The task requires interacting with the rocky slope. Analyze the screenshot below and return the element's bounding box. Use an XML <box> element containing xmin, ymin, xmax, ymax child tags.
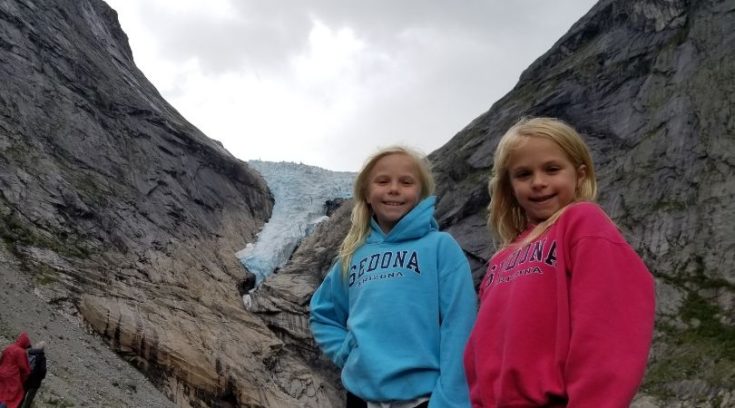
<box><xmin>1</xmin><ymin>243</ymin><xmax>177</xmax><ymax>407</ymax></box>
<box><xmin>0</xmin><ymin>0</ymin><xmax>340</xmax><ymax>406</ymax></box>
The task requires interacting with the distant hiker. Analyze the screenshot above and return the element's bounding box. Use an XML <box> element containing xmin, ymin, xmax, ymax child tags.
<box><xmin>463</xmin><ymin>117</ymin><xmax>655</xmax><ymax>407</ymax></box>
<box><xmin>0</xmin><ymin>332</ymin><xmax>32</xmax><ymax>408</ymax></box>
<box><xmin>20</xmin><ymin>341</ymin><xmax>46</xmax><ymax>408</ymax></box>
<box><xmin>310</xmin><ymin>146</ymin><xmax>477</xmax><ymax>407</ymax></box>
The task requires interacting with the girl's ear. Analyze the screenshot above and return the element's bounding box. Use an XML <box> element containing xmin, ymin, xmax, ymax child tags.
<box><xmin>576</xmin><ymin>164</ymin><xmax>587</xmax><ymax>189</ymax></box>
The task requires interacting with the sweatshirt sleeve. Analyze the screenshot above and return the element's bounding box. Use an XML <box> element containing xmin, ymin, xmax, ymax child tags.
<box><xmin>564</xmin><ymin>210</ymin><xmax>655</xmax><ymax>407</ymax></box>
<box><xmin>430</xmin><ymin>235</ymin><xmax>478</xmax><ymax>408</ymax></box>
<box><xmin>309</xmin><ymin>262</ymin><xmax>353</xmax><ymax>368</ymax></box>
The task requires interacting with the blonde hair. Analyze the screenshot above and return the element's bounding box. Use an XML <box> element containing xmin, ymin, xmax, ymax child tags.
<box><xmin>339</xmin><ymin>146</ymin><xmax>435</xmax><ymax>273</ymax></box>
<box><xmin>488</xmin><ymin>117</ymin><xmax>597</xmax><ymax>246</ymax></box>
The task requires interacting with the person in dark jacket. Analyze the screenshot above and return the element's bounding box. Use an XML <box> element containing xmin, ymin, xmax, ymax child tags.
<box><xmin>20</xmin><ymin>341</ymin><xmax>46</xmax><ymax>408</ymax></box>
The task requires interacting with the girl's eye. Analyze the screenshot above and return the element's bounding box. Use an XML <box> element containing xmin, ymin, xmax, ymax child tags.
<box><xmin>513</xmin><ymin>171</ymin><xmax>530</xmax><ymax>179</ymax></box>
<box><xmin>400</xmin><ymin>178</ymin><xmax>415</xmax><ymax>185</ymax></box>
<box><xmin>547</xmin><ymin>161</ymin><xmax>568</xmax><ymax>173</ymax></box>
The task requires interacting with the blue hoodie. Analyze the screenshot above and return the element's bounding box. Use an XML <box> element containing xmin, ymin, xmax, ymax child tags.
<box><xmin>310</xmin><ymin>196</ymin><xmax>477</xmax><ymax>407</ymax></box>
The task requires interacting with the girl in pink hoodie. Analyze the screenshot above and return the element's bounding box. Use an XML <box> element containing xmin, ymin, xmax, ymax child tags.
<box><xmin>463</xmin><ymin>117</ymin><xmax>655</xmax><ymax>407</ymax></box>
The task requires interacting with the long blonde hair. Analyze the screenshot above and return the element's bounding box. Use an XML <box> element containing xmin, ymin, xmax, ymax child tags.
<box><xmin>488</xmin><ymin>117</ymin><xmax>597</xmax><ymax>246</ymax></box>
<box><xmin>339</xmin><ymin>146</ymin><xmax>435</xmax><ymax>273</ymax></box>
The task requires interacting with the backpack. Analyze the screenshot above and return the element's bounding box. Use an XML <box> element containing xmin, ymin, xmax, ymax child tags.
<box><xmin>24</xmin><ymin>349</ymin><xmax>47</xmax><ymax>389</ymax></box>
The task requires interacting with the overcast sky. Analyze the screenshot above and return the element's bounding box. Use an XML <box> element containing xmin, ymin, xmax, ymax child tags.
<box><xmin>104</xmin><ymin>0</ymin><xmax>597</xmax><ymax>171</ymax></box>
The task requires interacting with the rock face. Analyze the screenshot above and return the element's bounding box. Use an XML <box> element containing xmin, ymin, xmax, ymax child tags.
<box><xmin>0</xmin><ymin>0</ymin><xmax>334</xmax><ymax>406</ymax></box>
<box><xmin>435</xmin><ymin>0</ymin><xmax>735</xmax><ymax>404</ymax></box>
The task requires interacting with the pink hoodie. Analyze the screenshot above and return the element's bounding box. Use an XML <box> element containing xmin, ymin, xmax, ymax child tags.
<box><xmin>464</xmin><ymin>202</ymin><xmax>655</xmax><ymax>407</ymax></box>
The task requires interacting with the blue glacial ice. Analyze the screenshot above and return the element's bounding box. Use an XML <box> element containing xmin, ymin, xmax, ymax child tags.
<box><xmin>236</xmin><ymin>161</ymin><xmax>355</xmax><ymax>285</ymax></box>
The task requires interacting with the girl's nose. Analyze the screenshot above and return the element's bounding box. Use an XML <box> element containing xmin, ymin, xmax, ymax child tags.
<box><xmin>531</xmin><ymin>174</ymin><xmax>547</xmax><ymax>188</ymax></box>
<box><xmin>388</xmin><ymin>180</ymin><xmax>400</xmax><ymax>192</ymax></box>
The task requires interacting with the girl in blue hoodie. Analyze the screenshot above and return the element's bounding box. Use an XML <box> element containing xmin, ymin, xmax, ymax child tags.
<box><xmin>310</xmin><ymin>146</ymin><xmax>477</xmax><ymax>408</ymax></box>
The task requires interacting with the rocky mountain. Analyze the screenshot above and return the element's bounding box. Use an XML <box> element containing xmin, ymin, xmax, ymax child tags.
<box><xmin>255</xmin><ymin>0</ymin><xmax>735</xmax><ymax>406</ymax></box>
<box><xmin>0</xmin><ymin>0</ymin><xmax>341</xmax><ymax>406</ymax></box>
<box><xmin>1</xmin><ymin>0</ymin><xmax>734</xmax><ymax>407</ymax></box>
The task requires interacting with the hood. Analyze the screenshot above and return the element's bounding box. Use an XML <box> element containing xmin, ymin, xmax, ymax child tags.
<box><xmin>15</xmin><ymin>331</ymin><xmax>31</xmax><ymax>349</ymax></box>
<box><xmin>367</xmin><ymin>196</ymin><xmax>438</xmax><ymax>244</ymax></box>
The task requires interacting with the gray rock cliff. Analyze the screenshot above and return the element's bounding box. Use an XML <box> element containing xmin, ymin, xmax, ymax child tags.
<box><xmin>0</xmin><ymin>0</ymin><xmax>334</xmax><ymax>406</ymax></box>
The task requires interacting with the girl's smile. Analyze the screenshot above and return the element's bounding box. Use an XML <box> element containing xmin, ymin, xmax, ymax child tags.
<box><xmin>529</xmin><ymin>193</ymin><xmax>556</xmax><ymax>202</ymax></box>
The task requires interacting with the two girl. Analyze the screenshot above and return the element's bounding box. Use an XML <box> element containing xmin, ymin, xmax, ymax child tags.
<box><xmin>311</xmin><ymin>117</ymin><xmax>654</xmax><ymax>408</ymax></box>
<box><xmin>310</xmin><ymin>146</ymin><xmax>477</xmax><ymax>407</ymax></box>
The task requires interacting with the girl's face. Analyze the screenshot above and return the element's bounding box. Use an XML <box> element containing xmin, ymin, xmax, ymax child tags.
<box><xmin>366</xmin><ymin>153</ymin><xmax>422</xmax><ymax>233</ymax></box>
<box><xmin>507</xmin><ymin>136</ymin><xmax>586</xmax><ymax>224</ymax></box>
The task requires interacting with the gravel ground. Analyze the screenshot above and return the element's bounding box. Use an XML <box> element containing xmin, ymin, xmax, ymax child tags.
<box><xmin>0</xmin><ymin>246</ymin><xmax>176</xmax><ymax>408</ymax></box>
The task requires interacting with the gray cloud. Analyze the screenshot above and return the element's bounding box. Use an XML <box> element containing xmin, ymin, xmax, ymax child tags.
<box><xmin>134</xmin><ymin>1</ymin><xmax>596</xmax><ymax>74</ymax></box>
<box><xmin>107</xmin><ymin>0</ymin><xmax>598</xmax><ymax>170</ymax></box>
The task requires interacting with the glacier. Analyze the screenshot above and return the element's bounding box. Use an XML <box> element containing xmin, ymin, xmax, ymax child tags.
<box><xmin>236</xmin><ymin>161</ymin><xmax>355</xmax><ymax>286</ymax></box>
